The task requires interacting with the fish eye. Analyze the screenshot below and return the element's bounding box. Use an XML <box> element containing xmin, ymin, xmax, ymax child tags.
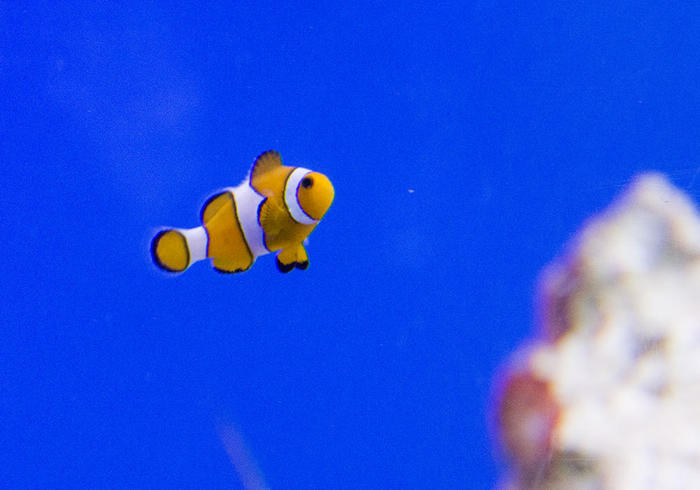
<box><xmin>301</xmin><ymin>177</ymin><xmax>313</xmax><ymax>188</ymax></box>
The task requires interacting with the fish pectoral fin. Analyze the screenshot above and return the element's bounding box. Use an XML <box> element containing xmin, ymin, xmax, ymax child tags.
<box><xmin>276</xmin><ymin>244</ymin><xmax>309</xmax><ymax>273</ymax></box>
<box><xmin>259</xmin><ymin>197</ymin><xmax>287</xmax><ymax>237</ymax></box>
<box><xmin>212</xmin><ymin>256</ymin><xmax>253</xmax><ymax>274</ymax></box>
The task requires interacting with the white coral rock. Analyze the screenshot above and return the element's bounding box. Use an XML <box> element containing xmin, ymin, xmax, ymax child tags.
<box><xmin>496</xmin><ymin>174</ymin><xmax>700</xmax><ymax>489</ymax></box>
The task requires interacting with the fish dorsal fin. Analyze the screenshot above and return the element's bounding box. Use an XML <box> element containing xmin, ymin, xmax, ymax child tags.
<box><xmin>251</xmin><ymin>150</ymin><xmax>282</xmax><ymax>182</ymax></box>
<box><xmin>200</xmin><ymin>191</ymin><xmax>231</xmax><ymax>224</ymax></box>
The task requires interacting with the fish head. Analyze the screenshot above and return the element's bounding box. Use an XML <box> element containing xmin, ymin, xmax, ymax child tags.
<box><xmin>297</xmin><ymin>171</ymin><xmax>334</xmax><ymax>221</ymax></box>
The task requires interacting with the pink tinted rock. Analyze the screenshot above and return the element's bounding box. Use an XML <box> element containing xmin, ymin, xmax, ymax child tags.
<box><xmin>497</xmin><ymin>370</ymin><xmax>559</xmax><ymax>471</ymax></box>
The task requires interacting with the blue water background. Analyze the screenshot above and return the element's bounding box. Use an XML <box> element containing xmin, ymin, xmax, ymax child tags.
<box><xmin>2</xmin><ymin>2</ymin><xmax>699</xmax><ymax>488</ymax></box>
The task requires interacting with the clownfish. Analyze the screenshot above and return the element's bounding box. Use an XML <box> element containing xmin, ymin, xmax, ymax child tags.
<box><xmin>151</xmin><ymin>150</ymin><xmax>334</xmax><ymax>274</ymax></box>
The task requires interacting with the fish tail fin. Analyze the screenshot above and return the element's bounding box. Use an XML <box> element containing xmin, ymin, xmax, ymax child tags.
<box><xmin>151</xmin><ymin>226</ymin><xmax>208</xmax><ymax>273</ymax></box>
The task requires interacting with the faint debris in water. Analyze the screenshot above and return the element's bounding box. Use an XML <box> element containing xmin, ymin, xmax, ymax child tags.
<box><xmin>218</xmin><ymin>423</ymin><xmax>269</xmax><ymax>490</ymax></box>
<box><xmin>493</xmin><ymin>174</ymin><xmax>700</xmax><ymax>489</ymax></box>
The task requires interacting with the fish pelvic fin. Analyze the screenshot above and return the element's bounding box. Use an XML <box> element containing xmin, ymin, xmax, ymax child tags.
<box><xmin>276</xmin><ymin>244</ymin><xmax>309</xmax><ymax>273</ymax></box>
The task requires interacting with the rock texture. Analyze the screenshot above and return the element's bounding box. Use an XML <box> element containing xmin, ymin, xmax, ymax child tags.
<box><xmin>495</xmin><ymin>174</ymin><xmax>700</xmax><ymax>489</ymax></box>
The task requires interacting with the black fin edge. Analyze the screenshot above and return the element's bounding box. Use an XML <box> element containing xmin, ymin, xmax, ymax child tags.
<box><xmin>276</xmin><ymin>257</ymin><xmax>295</xmax><ymax>273</ymax></box>
<box><xmin>213</xmin><ymin>266</ymin><xmax>247</xmax><ymax>274</ymax></box>
<box><xmin>151</xmin><ymin>230</ymin><xmax>187</xmax><ymax>273</ymax></box>
<box><xmin>276</xmin><ymin>258</ymin><xmax>309</xmax><ymax>273</ymax></box>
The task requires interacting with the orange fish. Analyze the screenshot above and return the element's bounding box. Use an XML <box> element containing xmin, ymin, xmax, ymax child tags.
<box><xmin>151</xmin><ymin>151</ymin><xmax>334</xmax><ymax>273</ymax></box>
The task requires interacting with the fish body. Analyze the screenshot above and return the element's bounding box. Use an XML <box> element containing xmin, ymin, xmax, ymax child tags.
<box><xmin>151</xmin><ymin>151</ymin><xmax>334</xmax><ymax>273</ymax></box>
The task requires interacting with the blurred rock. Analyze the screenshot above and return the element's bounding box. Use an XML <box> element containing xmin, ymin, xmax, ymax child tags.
<box><xmin>494</xmin><ymin>174</ymin><xmax>700</xmax><ymax>489</ymax></box>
